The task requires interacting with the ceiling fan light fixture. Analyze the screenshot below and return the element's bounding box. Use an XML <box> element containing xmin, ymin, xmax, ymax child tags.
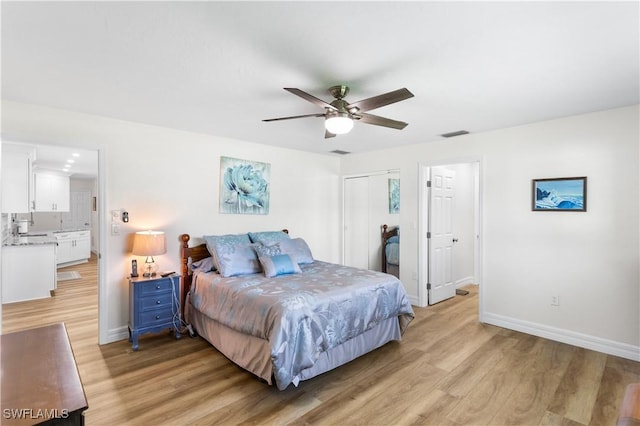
<box><xmin>325</xmin><ymin>113</ymin><xmax>353</xmax><ymax>135</ymax></box>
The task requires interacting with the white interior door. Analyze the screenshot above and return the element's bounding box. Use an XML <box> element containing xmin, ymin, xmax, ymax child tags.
<box><xmin>428</xmin><ymin>166</ymin><xmax>456</xmax><ymax>305</ymax></box>
<box><xmin>61</xmin><ymin>190</ymin><xmax>92</xmax><ymax>230</ymax></box>
<box><xmin>344</xmin><ymin>176</ymin><xmax>369</xmax><ymax>269</ymax></box>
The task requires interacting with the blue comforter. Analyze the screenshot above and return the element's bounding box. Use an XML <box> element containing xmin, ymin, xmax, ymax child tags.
<box><xmin>190</xmin><ymin>261</ymin><xmax>414</xmax><ymax>389</ymax></box>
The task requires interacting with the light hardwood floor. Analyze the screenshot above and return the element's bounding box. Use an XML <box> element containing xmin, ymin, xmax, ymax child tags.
<box><xmin>2</xmin><ymin>256</ymin><xmax>639</xmax><ymax>425</ymax></box>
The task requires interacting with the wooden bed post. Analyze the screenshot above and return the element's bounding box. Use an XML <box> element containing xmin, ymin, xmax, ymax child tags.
<box><xmin>382</xmin><ymin>224</ymin><xmax>388</xmax><ymax>273</ymax></box>
<box><xmin>180</xmin><ymin>233</ymin><xmax>191</xmax><ymax>316</ymax></box>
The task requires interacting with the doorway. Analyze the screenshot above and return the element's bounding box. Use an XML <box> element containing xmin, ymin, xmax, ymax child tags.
<box><xmin>0</xmin><ymin>142</ymin><xmax>104</xmax><ymax>340</ymax></box>
<box><xmin>418</xmin><ymin>160</ymin><xmax>481</xmax><ymax>310</ymax></box>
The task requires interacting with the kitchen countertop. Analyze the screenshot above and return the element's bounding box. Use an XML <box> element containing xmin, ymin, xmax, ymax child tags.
<box><xmin>3</xmin><ymin>235</ymin><xmax>58</xmax><ymax>247</ymax></box>
<box><xmin>2</xmin><ymin>228</ymin><xmax>90</xmax><ymax>246</ymax></box>
<box><xmin>53</xmin><ymin>228</ymin><xmax>91</xmax><ymax>234</ymax></box>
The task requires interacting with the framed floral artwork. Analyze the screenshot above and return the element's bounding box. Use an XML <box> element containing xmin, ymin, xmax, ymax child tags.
<box><xmin>220</xmin><ymin>156</ymin><xmax>270</xmax><ymax>214</ymax></box>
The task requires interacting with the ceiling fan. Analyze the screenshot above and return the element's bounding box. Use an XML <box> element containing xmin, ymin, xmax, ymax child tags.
<box><xmin>263</xmin><ymin>85</ymin><xmax>414</xmax><ymax>138</ymax></box>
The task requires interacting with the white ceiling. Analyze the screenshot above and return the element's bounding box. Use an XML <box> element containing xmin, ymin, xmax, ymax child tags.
<box><xmin>2</xmin><ymin>1</ymin><xmax>638</xmax><ymax>159</ymax></box>
<box><xmin>32</xmin><ymin>144</ymin><xmax>98</xmax><ymax>180</ymax></box>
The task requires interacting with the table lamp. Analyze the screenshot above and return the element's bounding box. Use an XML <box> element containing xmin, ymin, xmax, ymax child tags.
<box><xmin>132</xmin><ymin>230</ymin><xmax>166</xmax><ymax>277</ymax></box>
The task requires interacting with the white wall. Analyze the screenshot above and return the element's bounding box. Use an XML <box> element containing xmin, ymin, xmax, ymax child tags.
<box><xmin>2</xmin><ymin>100</ymin><xmax>638</xmax><ymax>360</ymax></box>
<box><xmin>1</xmin><ymin>100</ymin><xmax>342</xmax><ymax>343</ymax></box>
<box><xmin>341</xmin><ymin>105</ymin><xmax>640</xmax><ymax>360</ymax></box>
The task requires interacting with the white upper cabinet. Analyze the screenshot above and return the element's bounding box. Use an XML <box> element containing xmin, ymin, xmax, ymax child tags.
<box><xmin>33</xmin><ymin>170</ymin><xmax>70</xmax><ymax>212</ymax></box>
<box><xmin>1</xmin><ymin>143</ymin><xmax>34</xmax><ymax>213</ymax></box>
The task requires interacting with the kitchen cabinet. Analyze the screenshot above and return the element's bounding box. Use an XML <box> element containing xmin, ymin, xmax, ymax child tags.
<box><xmin>1</xmin><ymin>144</ymin><xmax>34</xmax><ymax>213</ymax></box>
<box><xmin>33</xmin><ymin>171</ymin><xmax>70</xmax><ymax>212</ymax></box>
<box><xmin>2</xmin><ymin>244</ymin><xmax>57</xmax><ymax>303</ymax></box>
<box><xmin>55</xmin><ymin>230</ymin><xmax>91</xmax><ymax>266</ymax></box>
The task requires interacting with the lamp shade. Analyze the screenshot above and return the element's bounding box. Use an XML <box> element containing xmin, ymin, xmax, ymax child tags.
<box><xmin>132</xmin><ymin>231</ymin><xmax>166</xmax><ymax>256</ymax></box>
<box><xmin>325</xmin><ymin>113</ymin><xmax>354</xmax><ymax>135</ymax></box>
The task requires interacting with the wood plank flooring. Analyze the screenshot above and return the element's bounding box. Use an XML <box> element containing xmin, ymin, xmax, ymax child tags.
<box><xmin>2</xmin><ymin>256</ymin><xmax>639</xmax><ymax>425</ymax></box>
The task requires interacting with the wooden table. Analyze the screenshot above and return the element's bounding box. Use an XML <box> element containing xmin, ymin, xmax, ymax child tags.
<box><xmin>1</xmin><ymin>323</ymin><xmax>88</xmax><ymax>425</ymax></box>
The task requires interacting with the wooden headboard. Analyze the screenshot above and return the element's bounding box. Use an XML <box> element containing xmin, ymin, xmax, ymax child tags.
<box><xmin>381</xmin><ymin>224</ymin><xmax>399</xmax><ymax>273</ymax></box>
<box><xmin>179</xmin><ymin>230</ymin><xmax>289</xmax><ymax>315</ymax></box>
<box><xmin>179</xmin><ymin>234</ymin><xmax>209</xmax><ymax>313</ymax></box>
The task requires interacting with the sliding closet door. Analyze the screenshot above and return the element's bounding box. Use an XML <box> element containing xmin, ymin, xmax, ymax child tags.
<box><xmin>344</xmin><ymin>176</ymin><xmax>369</xmax><ymax>269</ymax></box>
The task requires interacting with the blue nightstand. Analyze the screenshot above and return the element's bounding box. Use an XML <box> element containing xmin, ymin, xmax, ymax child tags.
<box><xmin>128</xmin><ymin>274</ymin><xmax>181</xmax><ymax>350</ymax></box>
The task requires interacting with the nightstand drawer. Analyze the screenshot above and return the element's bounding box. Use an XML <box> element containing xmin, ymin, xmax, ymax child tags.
<box><xmin>139</xmin><ymin>309</ymin><xmax>174</xmax><ymax>326</ymax></box>
<box><xmin>140</xmin><ymin>279</ymin><xmax>174</xmax><ymax>295</ymax></box>
<box><xmin>128</xmin><ymin>275</ymin><xmax>182</xmax><ymax>350</ymax></box>
<box><xmin>139</xmin><ymin>292</ymin><xmax>173</xmax><ymax>310</ymax></box>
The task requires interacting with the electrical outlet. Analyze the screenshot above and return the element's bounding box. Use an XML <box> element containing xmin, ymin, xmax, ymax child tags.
<box><xmin>551</xmin><ymin>295</ymin><xmax>560</xmax><ymax>306</ymax></box>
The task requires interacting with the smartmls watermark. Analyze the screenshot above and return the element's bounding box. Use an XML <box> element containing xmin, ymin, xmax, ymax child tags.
<box><xmin>3</xmin><ymin>408</ymin><xmax>70</xmax><ymax>420</ymax></box>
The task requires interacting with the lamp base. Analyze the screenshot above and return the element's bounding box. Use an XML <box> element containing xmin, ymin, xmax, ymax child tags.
<box><xmin>143</xmin><ymin>258</ymin><xmax>159</xmax><ymax>278</ymax></box>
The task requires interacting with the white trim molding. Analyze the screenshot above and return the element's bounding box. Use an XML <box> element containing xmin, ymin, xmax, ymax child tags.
<box><xmin>106</xmin><ymin>326</ymin><xmax>130</xmax><ymax>344</ymax></box>
<box><xmin>455</xmin><ymin>276</ymin><xmax>476</xmax><ymax>288</ymax></box>
<box><xmin>484</xmin><ymin>312</ymin><xmax>640</xmax><ymax>362</ymax></box>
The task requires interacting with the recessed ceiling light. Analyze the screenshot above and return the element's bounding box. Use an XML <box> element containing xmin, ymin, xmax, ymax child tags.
<box><xmin>67</xmin><ymin>159</ymin><xmax>75</xmax><ymax>164</ymax></box>
<box><xmin>72</xmin><ymin>153</ymin><xmax>80</xmax><ymax>157</ymax></box>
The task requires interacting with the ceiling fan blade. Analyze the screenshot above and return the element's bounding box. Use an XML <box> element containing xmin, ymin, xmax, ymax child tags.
<box><xmin>262</xmin><ymin>113</ymin><xmax>326</xmax><ymax>122</ymax></box>
<box><xmin>324</xmin><ymin>129</ymin><xmax>336</xmax><ymax>139</ymax></box>
<box><xmin>347</xmin><ymin>88</ymin><xmax>414</xmax><ymax>113</ymax></box>
<box><xmin>357</xmin><ymin>113</ymin><xmax>409</xmax><ymax>130</ymax></box>
<box><xmin>284</xmin><ymin>88</ymin><xmax>337</xmax><ymax>111</ymax></box>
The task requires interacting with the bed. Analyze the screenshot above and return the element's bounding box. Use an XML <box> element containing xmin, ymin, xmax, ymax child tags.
<box><xmin>381</xmin><ymin>224</ymin><xmax>399</xmax><ymax>278</ymax></box>
<box><xmin>179</xmin><ymin>231</ymin><xmax>414</xmax><ymax>390</ymax></box>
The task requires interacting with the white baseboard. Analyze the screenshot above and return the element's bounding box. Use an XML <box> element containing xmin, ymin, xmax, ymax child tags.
<box><xmin>483</xmin><ymin>312</ymin><xmax>640</xmax><ymax>362</ymax></box>
<box><xmin>57</xmin><ymin>259</ymin><xmax>89</xmax><ymax>269</ymax></box>
<box><xmin>455</xmin><ymin>276</ymin><xmax>476</xmax><ymax>288</ymax></box>
<box><xmin>105</xmin><ymin>325</ymin><xmax>129</xmax><ymax>344</ymax></box>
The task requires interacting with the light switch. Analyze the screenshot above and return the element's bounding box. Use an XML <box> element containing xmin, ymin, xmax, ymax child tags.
<box><xmin>111</xmin><ymin>223</ymin><xmax>120</xmax><ymax>236</ymax></box>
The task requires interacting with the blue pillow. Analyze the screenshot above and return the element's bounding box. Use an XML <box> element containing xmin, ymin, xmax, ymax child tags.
<box><xmin>203</xmin><ymin>234</ymin><xmax>260</xmax><ymax>277</ymax></box>
<box><xmin>252</xmin><ymin>242</ymin><xmax>281</xmax><ymax>258</ymax></box>
<box><xmin>253</xmin><ymin>238</ymin><xmax>314</xmax><ymax>264</ymax></box>
<box><xmin>258</xmin><ymin>254</ymin><xmax>301</xmax><ymax>278</ymax></box>
<box><xmin>248</xmin><ymin>231</ymin><xmax>290</xmax><ymax>245</ymax></box>
<box><xmin>214</xmin><ymin>242</ymin><xmax>261</xmax><ymax>277</ymax></box>
<box><xmin>278</xmin><ymin>238</ymin><xmax>314</xmax><ymax>264</ymax></box>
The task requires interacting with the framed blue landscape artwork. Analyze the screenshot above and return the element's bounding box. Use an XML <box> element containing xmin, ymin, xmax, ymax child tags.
<box><xmin>388</xmin><ymin>178</ymin><xmax>400</xmax><ymax>214</ymax></box>
<box><xmin>220</xmin><ymin>156</ymin><xmax>270</xmax><ymax>214</ymax></box>
<box><xmin>532</xmin><ymin>177</ymin><xmax>587</xmax><ymax>212</ymax></box>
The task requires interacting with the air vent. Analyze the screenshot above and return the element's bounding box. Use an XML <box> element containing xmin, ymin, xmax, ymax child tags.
<box><xmin>331</xmin><ymin>150</ymin><xmax>351</xmax><ymax>155</ymax></box>
<box><xmin>440</xmin><ymin>130</ymin><xmax>469</xmax><ymax>138</ymax></box>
